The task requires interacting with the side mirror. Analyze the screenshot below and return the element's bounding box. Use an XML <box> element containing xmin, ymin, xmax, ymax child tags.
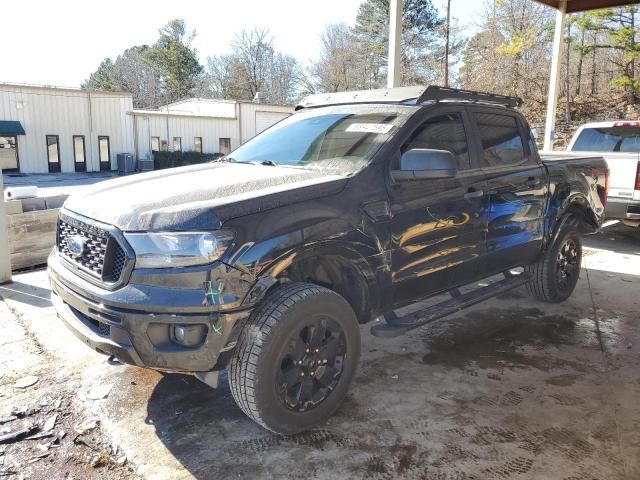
<box><xmin>391</xmin><ymin>149</ymin><xmax>458</xmax><ymax>182</ymax></box>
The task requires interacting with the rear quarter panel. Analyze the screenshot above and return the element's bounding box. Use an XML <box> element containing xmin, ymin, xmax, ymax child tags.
<box><xmin>539</xmin><ymin>154</ymin><xmax>608</xmax><ymax>237</ymax></box>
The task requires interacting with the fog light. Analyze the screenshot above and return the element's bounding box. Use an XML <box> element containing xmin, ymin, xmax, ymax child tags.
<box><xmin>174</xmin><ymin>326</ymin><xmax>186</xmax><ymax>343</ymax></box>
<box><xmin>171</xmin><ymin>324</ymin><xmax>207</xmax><ymax>348</ymax></box>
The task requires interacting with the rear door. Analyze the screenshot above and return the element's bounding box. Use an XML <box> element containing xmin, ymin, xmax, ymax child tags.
<box><xmin>388</xmin><ymin>107</ymin><xmax>487</xmax><ymax>306</ymax></box>
<box><xmin>469</xmin><ymin>108</ymin><xmax>547</xmax><ymax>272</ymax></box>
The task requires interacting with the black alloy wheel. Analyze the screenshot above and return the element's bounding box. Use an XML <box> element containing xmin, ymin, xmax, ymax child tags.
<box><xmin>276</xmin><ymin>317</ymin><xmax>347</xmax><ymax>412</ymax></box>
<box><xmin>556</xmin><ymin>238</ymin><xmax>579</xmax><ymax>292</ymax></box>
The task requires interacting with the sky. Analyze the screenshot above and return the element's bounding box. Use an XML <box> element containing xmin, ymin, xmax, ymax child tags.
<box><xmin>1</xmin><ymin>0</ymin><xmax>485</xmax><ymax>88</ymax></box>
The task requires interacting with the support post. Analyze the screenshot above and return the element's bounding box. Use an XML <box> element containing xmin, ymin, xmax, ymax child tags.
<box><xmin>444</xmin><ymin>0</ymin><xmax>451</xmax><ymax>88</ymax></box>
<box><xmin>543</xmin><ymin>0</ymin><xmax>567</xmax><ymax>151</ymax></box>
<box><xmin>387</xmin><ymin>0</ymin><xmax>402</xmax><ymax>89</ymax></box>
<box><xmin>0</xmin><ymin>171</ymin><xmax>12</xmax><ymax>284</ymax></box>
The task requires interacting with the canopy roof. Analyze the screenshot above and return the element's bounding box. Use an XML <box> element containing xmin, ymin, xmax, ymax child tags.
<box><xmin>536</xmin><ymin>0</ymin><xmax>638</xmax><ymax>13</ymax></box>
<box><xmin>0</xmin><ymin>121</ymin><xmax>25</xmax><ymax>136</ymax></box>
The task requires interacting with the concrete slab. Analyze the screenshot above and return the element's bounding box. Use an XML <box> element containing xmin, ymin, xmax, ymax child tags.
<box><xmin>1</xmin><ymin>222</ymin><xmax>639</xmax><ymax>479</ymax></box>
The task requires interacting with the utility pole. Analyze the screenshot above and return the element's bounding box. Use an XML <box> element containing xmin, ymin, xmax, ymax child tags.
<box><xmin>445</xmin><ymin>0</ymin><xmax>451</xmax><ymax>87</ymax></box>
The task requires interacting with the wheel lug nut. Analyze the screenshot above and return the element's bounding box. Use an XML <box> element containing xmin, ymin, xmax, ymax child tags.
<box><xmin>300</xmin><ymin>372</ymin><xmax>305</xmax><ymax>377</ymax></box>
<box><xmin>315</xmin><ymin>348</ymin><xmax>320</xmax><ymax>353</ymax></box>
<box><xmin>310</xmin><ymin>371</ymin><xmax>314</xmax><ymax>376</ymax></box>
<box><xmin>323</xmin><ymin>359</ymin><xmax>327</xmax><ymax>364</ymax></box>
<box><xmin>305</xmin><ymin>348</ymin><xmax>310</xmax><ymax>353</ymax></box>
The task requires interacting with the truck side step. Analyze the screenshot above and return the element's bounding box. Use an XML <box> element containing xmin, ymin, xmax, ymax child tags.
<box><xmin>370</xmin><ymin>273</ymin><xmax>529</xmax><ymax>338</ymax></box>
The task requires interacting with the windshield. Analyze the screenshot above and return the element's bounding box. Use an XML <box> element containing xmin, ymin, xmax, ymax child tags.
<box><xmin>571</xmin><ymin>126</ymin><xmax>640</xmax><ymax>152</ymax></box>
<box><xmin>228</xmin><ymin>105</ymin><xmax>415</xmax><ymax>175</ymax></box>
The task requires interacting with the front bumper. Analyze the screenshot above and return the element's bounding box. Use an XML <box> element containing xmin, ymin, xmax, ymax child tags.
<box><xmin>605</xmin><ymin>197</ymin><xmax>640</xmax><ymax>222</ymax></box>
<box><xmin>48</xmin><ymin>252</ymin><xmax>252</xmax><ymax>374</ymax></box>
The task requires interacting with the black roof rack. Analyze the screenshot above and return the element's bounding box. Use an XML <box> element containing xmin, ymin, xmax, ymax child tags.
<box><xmin>295</xmin><ymin>85</ymin><xmax>523</xmax><ymax>110</ymax></box>
<box><xmin>295</xmin><ymin>86</ymin><xmax>425</xmax><ymax>110</ymax></box>
<box><xmin>418</xmin><ymin>86</ymin><xmax>523</xmax><ymax>108</ymax></box>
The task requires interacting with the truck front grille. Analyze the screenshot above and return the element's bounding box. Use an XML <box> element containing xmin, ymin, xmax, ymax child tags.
<box><xmin>57</xmin><ymin>215</ymin><xmax>127</xmax><ymax>285</ymax></box>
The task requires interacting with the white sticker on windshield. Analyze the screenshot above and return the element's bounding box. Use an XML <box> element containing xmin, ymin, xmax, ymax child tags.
<box><xmin>345</xmin><ymin>123</ymin><xmax>394</xmax><ymax>134</ymax></box>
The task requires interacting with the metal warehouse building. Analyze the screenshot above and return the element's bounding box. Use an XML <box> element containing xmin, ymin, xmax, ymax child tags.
<box><xmin>0</xmin><ymin>83</ymin><xmax>293</xmax><ymax>174</ymax></box>
<box><xmin>131</xmin><ymin>98</ymin><xmax>292</xmax><ymax>161</ymax></box>
<box><xmin>0</xmin><ymin>83</ymin><xmax>134</xmax><ymax>173</ymax></box>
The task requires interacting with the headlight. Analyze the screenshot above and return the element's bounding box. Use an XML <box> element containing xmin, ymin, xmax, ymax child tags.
<box><xmin>124</xmin><ymin>231</ymin><xmax>234</xmax><ymax>268</ymax></box>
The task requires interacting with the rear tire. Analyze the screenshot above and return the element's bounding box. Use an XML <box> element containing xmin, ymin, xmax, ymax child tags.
<box><xmin>525</xmin><ymin>220</ymin><xmax>582</xmax><ymax>303</ymax></box>
<box><xmin>229</xmin><ymin>282</ymin><xmax>360</xmax><ymax>434</ymax></box>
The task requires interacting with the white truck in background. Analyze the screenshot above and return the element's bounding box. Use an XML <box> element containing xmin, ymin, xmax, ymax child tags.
<box><xmin>563</xmin><ymin>121</ymin><xmax>640</xmax><ymax>228</ymax></box>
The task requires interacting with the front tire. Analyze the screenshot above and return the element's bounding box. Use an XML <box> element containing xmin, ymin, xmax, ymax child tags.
<box><xmin>526</xmin><ymin>220</ymin><xmax>582</xmax><ymax>303</ymax></box>
<box><xmin>229</xmin><ymin>282</ymin><xmax>360</xmax><ymax>434</ymax></box>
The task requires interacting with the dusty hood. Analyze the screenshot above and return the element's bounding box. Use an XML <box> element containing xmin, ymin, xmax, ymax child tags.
<box><xmin>64</xmin><ymin>163</ymin><xmax>347</xmax><ymax>231</ymax></box>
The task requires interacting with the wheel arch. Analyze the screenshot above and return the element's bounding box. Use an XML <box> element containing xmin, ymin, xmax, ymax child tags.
<box><xmin>246</xmin><ymin>242</ymin><xmax>382</xmax><ymax>324</ymax></box>
<box><xmin>547</xmin><ymin>194</ymin><xmax>599</xmax><ymax>248</ymax></box>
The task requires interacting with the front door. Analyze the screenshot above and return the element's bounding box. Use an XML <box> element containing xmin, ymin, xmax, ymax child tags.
<box><xmin>470</xmin><ymin>109</ymin><xmax>547</xmax><ymax>272</ymax></box>
<box><xmin>46</xmin><ymin>135</ymin><xmax>61</xmax><ymax>173</ymax></box>
<box><xmin>98</xmin><ymin>136</ymin><xmax>111</xmax><ymax>171</ymax></box>
<box><xmin>73</xmin><ymin>135</ymin><xmax>86</xmax><ymax>172</ymax></box>
<box><xmin>0</xmin><ymin>136</ymin><xmax>18</xmax><ymax>171</ymax></box>
<box><xmin>388</xmin><ymin>109</ymin><xmax>487</xmax><ymax>307</ymax></box>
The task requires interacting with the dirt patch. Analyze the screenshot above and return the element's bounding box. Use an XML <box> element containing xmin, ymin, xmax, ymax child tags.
<box><xmin>420</xmin><ymin>307</ymin><xmax>589</xmax><ymax>371</ymax></box>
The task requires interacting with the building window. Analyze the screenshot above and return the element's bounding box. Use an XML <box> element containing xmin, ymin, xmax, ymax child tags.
<box><xmin>0</xmin><ymin>136</ymin><xmax>18</xmax><ymax>171</ymax></box>
<box><xmin>194</xmin><ymin>137</ymin><xmax>202</xmax><ymax>153</ymax></box>
<box><xmin>46</xmin><ymin>135</ymin><xmax>60</xmax><ymax>173</ymax></box>
<box><xmin>73</xmin><ymin>136</ymin><xmax>86</xmax><ymax>172</ymax></box>
<box><xmin>173</xmin><ymin>137</ymin><xmax>182</xmax><ymax>152</ymax></box>
<box><xmin>151</xmin><ymin>136</ymin><xmax>160</xmax><ymax>152</ymax></box>
<box><xmin>98</xmin><ymin>136</ymin><xmax>111</xmax><ymax>171</ymax></box>
<box><xmin>219</xmin><ymin>138</ymin><xmax>231</xmax><ymax>155</ymax></box>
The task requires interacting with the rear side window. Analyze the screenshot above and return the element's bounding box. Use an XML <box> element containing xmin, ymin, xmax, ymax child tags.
<box><xmin>474</xmin><ymin>113</ymin><xmax>525</xmax><ymax>167</ymax></box>
<box><xmin>404</xmin><ymin>113</ymin><xmax>471</xmax><ymax>170</ymax></box>
<box><xmin>572</xmin><ymin>127</ymin><xmax>640</xmax><ymax>152</ymax></box>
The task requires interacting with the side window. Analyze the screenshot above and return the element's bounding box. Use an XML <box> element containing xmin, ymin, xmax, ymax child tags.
<box><xmin>404</xmin><ymin>113</ymin><xmax>471</xmax><ymax>170</ymax></box>
<box><xmin>473</xmin><ymin>113</ymin><xmax>525</xmax><ymax>167</ymax></box>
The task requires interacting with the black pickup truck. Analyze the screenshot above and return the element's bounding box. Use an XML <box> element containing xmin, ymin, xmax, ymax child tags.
<box><xmin>48</xmin><ymin>86</ymin><xmax>608</xmax><ymax>434</ymax></box>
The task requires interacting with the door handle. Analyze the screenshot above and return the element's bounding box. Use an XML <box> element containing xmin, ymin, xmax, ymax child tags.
<box><xmin>463</xmin><ymin>189</ymin><xmax>484</xmax><ymax>200</ymax></box>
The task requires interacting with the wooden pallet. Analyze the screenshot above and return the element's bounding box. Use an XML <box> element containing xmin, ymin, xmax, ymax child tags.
<box><xmin>7</xmin><ymin>209</ymin><xmax>58</xmax><ymax>270</ymax></box>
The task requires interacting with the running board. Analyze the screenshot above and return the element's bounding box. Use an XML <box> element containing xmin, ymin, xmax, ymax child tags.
<box><xmin>370</xmin><ymin>273</ymin><xmax>528</xmax><ymax>338</ymax></box>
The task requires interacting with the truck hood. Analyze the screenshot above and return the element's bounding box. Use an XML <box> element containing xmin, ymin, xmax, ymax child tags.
<box><xmin>64</xmin><ymin>163</ymin><xmax>348</xmax><ymax>231</ymax></box>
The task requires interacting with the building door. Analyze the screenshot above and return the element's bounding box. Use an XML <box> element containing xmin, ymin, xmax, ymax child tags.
<box><xmin>98</xmin><ymin>136</ymin><xmax>111</xmax><ymax>171</ymax></box>
<box><xmin>388</xmin><ymin>109</ymin><xmax>487</xmax><ymax>307</ymax></box>
<box><xmin>138</xmin><ymin>117</ymin><xmax>150</xmax><ymax>159</ymax></box>
<box><xmin>46</xmin><ymin>135</ymin><xmax>61</xmax><ymax>173</ymax></box>
<box><xmin>73</xmin><ymin>136</ymin><xmax>86</xmax><ymax>172</ymax></box>
<box><xmin>0</xmin><ymin>136</ymin><xmax>18</xmax><ymax>171</ymax></box>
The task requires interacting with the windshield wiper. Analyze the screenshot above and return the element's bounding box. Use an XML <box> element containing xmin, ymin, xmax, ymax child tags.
<box><xmin>260</xmin><ymin>160</ymin><xmax>277</xmax><ymax>166</ymax></box>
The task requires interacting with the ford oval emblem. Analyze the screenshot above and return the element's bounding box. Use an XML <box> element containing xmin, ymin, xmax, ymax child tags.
<box><xmin>67</xmin><ymin>235</ymin><xmax>87</xmax><ymax>257</ymax></box>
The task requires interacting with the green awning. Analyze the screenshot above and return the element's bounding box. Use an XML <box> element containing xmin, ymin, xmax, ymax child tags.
<box><xmin>0</xmin><ymin>121</ymin><xmax>25</xmax><ymax>135</ymax></box>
